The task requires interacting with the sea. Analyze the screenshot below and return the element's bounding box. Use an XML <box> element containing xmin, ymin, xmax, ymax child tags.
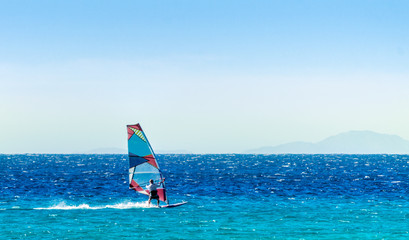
<box><xmin>1</xmin><ymin>154</ymin><xmax>409</xmax><ymax>239</ymax></box>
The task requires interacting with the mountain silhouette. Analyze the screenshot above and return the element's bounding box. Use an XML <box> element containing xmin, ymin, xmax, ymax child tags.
<box><xmin>246</xmin><ymin>131</ymin><xmax>409</xmax><ymax>154</ymax></box>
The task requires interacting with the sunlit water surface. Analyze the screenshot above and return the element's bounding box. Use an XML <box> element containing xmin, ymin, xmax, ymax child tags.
<box><xmin>1</xmin><ymin>154</ymin><xmax>409</xmax><ymax>239</ymax></box>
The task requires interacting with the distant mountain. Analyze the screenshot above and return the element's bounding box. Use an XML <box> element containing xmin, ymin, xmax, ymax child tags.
<box><xmin>155</xmin><ymin>149</ymin><xmax>193</xmax><ymax>154</ymax></box>
<box><xmin>246</xmin><ymin>131</ymin><xmax>409</xmax><ymax>154</ymax></box>
<box><xmin>86</xmin><ymin>148</ymin><xmax>127</xmax><ymax>154</ymax></box>
<box><xmin>85</xmin><ymin>148</ymin><xmax>191</xmax><ymax>154</ymax></box>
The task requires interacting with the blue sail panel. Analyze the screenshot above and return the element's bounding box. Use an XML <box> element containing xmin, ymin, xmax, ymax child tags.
<box><xmin>129</xmin><ymin>155</ymin><xmax>147</xmax><ymax>168</ymax></box>
<box><xmin>128</xmin><ymin>134</ymin><xmax>152</xmax><ymax>157</ymax></box>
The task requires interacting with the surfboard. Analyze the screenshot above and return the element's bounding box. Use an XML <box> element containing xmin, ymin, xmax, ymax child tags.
<box><xmin>127</xmin><ymin>123</ymin><xmax>186</xmax><ymax>207</ymax></box>
<box><xmin>160</xmin><ymin>202</ymin><xmax>188</xmax><ymax>208</ymax></box>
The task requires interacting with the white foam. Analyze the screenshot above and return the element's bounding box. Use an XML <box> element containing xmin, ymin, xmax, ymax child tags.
<box><xmin>34</xmin><ymin>201</ymin><xmax>158</xmax><ymax>210</ymax></box>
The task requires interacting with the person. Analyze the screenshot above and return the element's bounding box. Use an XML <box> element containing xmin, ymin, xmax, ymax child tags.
<box><xmin>146</xmin><ymin>178</ymin><xmax>165</xmax><ymax>207</ymax></box>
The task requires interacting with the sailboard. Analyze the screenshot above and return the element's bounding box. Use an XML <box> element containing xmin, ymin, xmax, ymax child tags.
<box><xmin>127</xmin><ymin>123</ymin><xmax>186</xmax><ymax>208</ymax></box>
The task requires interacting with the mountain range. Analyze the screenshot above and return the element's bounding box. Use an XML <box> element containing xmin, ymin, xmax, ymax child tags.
<box><xmin>246</xmin><ymin>131</ymin><xmax>409</xmax><ymax>154</ymax></box>
<box><xmin>85</xmin><ymin>148</ymin><xmax>191</xmax><ymax>154</ymax></box>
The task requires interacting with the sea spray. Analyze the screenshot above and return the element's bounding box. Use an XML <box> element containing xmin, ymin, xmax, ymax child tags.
<box><xmin>34</xmin><ymin>201</ymin><xmax>154</xmax><ymax>210</ymax></box>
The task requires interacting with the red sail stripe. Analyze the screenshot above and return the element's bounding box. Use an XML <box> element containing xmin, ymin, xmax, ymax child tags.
<box><xmin>130</xmin><ymin>180</ymin><xmax>145</xmax><ymax>192</ymax></box>
<box><xmin>127</xmin><ymin>124</ymin><xmax>142</xmax><ymax>131</ymax></box>
<box><xmin>127</xmin><ymin>124</ymin><xmax>143</xmax><ymax>140</ymax></box>
<box><xmin>144</xmin><ymin>154</ymin><xmax>158</xmax><ymax>169</ymax></box>
<box><xmin>127</xmin><ymin>127</ymin><xmax>134</xmax><ymax>140</ymax></box>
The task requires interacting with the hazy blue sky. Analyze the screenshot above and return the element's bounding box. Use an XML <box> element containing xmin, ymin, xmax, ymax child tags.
<box><xmin>1</xmin><ymin>0</ymin><xmax>409</xmax><ymax>153</ymax></box>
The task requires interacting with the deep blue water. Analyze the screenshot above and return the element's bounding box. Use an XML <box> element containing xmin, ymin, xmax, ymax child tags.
<box><xmin>2</xmin><ymin>154</ymin><xmax>409</xmax><ymax>239</ymax></box>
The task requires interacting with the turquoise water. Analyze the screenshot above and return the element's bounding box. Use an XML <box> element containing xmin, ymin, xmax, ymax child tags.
<box><xmin>1</xmin><ymin>154</ymin><xmax>409</xmax><ymax>239</ymax></box>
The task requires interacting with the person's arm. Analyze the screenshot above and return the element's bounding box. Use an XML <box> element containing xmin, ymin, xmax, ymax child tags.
<box><xmin>158</xmin><ymin>178</ymin><xmax>165</xmax><ymax>187</ymax></box>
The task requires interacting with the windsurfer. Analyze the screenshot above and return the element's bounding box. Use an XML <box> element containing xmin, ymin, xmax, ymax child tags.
<box><xmin>147</xmin><ymin>179</ymin><xmax>165</xmax><ymax>207</ymax></box>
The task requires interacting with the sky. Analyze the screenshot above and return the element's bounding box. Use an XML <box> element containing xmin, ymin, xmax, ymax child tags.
<box><xmin>1</xmin><ymin>0</ymin><xmax>409</xmax><ymax>153</ymax></box>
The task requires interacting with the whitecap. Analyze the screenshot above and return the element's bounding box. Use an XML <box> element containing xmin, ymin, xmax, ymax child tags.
<box><xmin>34</xmin><ymin>201</ymin><xmax>157</xmax><ymax>210</ymax></box>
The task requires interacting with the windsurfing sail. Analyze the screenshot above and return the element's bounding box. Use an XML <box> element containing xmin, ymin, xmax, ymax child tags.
<box><xmin>127</xmin><ymin>124</ymin><xmax>167</xmax><ymax>203</ymax></box>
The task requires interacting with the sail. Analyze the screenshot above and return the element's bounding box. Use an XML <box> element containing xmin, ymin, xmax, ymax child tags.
<box><xmin>127</xmin><ymin>124</ymin><xmax>167</xmax><ymax>202</ymax></box>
